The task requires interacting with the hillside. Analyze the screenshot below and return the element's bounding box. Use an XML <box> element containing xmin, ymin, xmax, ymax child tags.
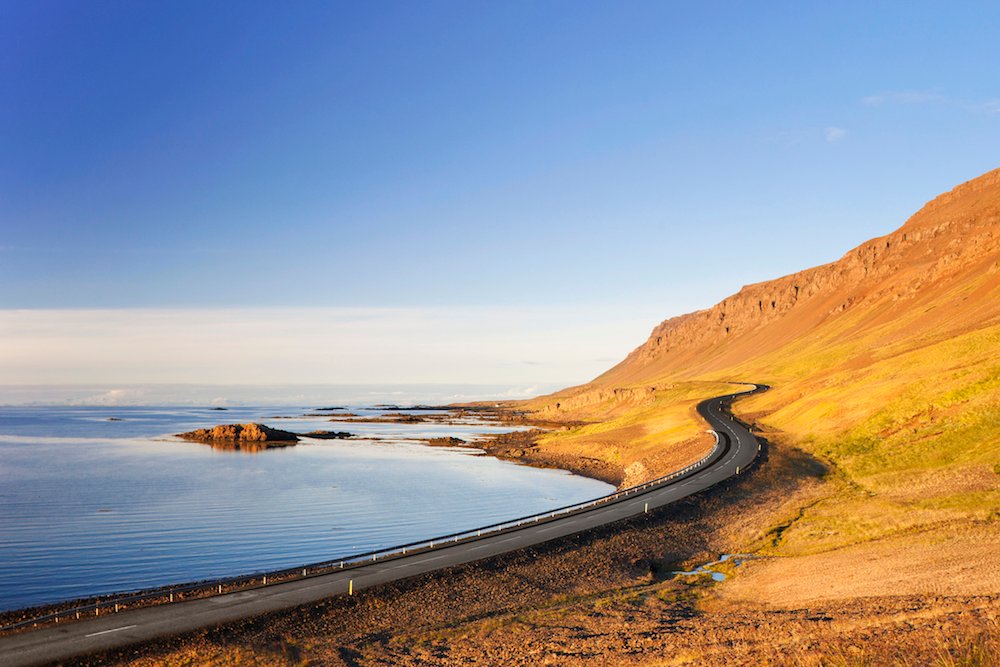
<box><xmin>521</xmin><ymin>166</ymin><xmax>1000</xmax><ymax>595</ymax></box>
<box><xmin>542</xmin><ymin>166</ymin><xmax>1000</xmax><ymax>394</ymax></box>
<box><xmin>526</xmin><ymin>167</ymin><xmax>999</xmax><ymax>487</ymax></box>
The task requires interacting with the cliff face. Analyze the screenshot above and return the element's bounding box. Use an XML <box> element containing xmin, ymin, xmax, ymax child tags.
<box><xmin>589</xmin><ymin>168</ymin><xmax>1000</xmax><ymax>388</ymax></box>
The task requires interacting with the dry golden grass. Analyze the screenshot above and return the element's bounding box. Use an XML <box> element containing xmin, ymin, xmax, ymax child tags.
<box><xmin>525</xmin><ymin>381</ymin><xmax>741</xmax><ymax>486</ymax></box>
<box><xmin>725</xmin><ymin>323</ymin><xmax>1000</xmax><ymax>556</ymax></box>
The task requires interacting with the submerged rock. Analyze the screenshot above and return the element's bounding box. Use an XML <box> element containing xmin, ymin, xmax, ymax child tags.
<box><xmin>424</xmin><ymin>437</ymin><xmax>467</xmax><ymax>447</ymax></box>
<box><xmin>379</xmin><ymin>414</ymin><xmax>424</xmax><ymax>423</ymax></box>
<box><xmin>303</xmin><ymin>430</ymin><xmax>353</xmax><ymax>439</ymax></box>
<box><xmin>177</xmin><ymin>423</ymin><xmax>299</xmax><ymax>450</ymax></box>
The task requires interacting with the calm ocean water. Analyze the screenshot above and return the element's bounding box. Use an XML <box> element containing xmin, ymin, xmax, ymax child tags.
<box><xmin>0</xmin><ymin>405</ymin><xmax>612</xmax><ymax>612</ymax></box>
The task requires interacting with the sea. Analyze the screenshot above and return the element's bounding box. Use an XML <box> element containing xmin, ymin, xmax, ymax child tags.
<box><xmin>0</xmin><ymin>404</ymin><xmax>612</xmax><ymax>612</ymax></box>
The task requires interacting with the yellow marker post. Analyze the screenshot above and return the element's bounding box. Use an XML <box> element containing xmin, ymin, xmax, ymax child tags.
<box><xmin>349</xmin><ymin>579</ymin><xmax>353</xmax><ymax>596</ymax></box>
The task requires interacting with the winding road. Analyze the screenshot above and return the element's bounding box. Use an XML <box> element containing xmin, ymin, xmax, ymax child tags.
<box><xmin>0</xmin><ymin>384</ymin><xmax>766</xmax><ymax>666</ymax></box>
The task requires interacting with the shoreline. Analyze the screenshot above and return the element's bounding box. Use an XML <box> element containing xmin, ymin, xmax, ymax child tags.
<box><xmin>0</xmin><ymin>406</ymin><xmax>617</xmax><ymax>631</ymax></box>
<box><xmin>472</xmin><ymin>427</ymin><xmax>625</xmax><ymax>487</ymax></box>
<box><xmin>423</xmin><ymin>404</ymin><xmax>628</xmax><ymax>487</ymax></box>
<box><xmin>439</xmin><ymin>403</ymin><xmax>717</xmax><ymax>490</ymax></box>
<box><xmin>299</xmin><ymin>403</ymin><xmax>629</xmax><ymax>487</ymax></box>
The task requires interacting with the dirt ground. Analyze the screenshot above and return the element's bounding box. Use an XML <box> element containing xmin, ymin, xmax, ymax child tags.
<box><xmin>720</xmin><ymin>520</ymin><xmax>1000</xmax><ymax>606</ymax></box>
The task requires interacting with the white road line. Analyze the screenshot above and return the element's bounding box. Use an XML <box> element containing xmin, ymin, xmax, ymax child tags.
<box><xmin>85</xmin><ymin>624</ymin><xmax>137</xmax><ymax>638</ymax></box>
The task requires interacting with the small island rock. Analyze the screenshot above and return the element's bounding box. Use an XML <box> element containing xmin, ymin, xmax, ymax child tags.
<box><xmin>425</xmin><ymin>436</ymin><xmax>467</xmax><ymax>447</ymax></box>
<box><xmin>177</xmin><ymin>423</ymin><xmax>299</xmax><ymax>450</ymax></box>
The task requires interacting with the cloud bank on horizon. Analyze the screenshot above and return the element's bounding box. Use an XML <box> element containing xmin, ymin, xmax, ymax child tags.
<box><xmin>0</xmin><ymin>383</ymin><xmax>559</xmax><ymax>407</ymax></box>
<box><xmin>0</xmin><ymin>306</ymin><xmax>668</xmax><ymax>400</ymax></box>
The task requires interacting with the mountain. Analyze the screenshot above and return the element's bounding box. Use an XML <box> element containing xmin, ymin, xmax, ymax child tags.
<box><xmin>524</xmin><ymin>167</ymin><xmax>1000</xmax><ymax>562</ymax></box>
<box><xmin>560</xmin><ymin>166</ymin><xmax>1000</xmax><ymax>393</ymax></box>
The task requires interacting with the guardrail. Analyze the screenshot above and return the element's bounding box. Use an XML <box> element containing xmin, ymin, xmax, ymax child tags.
<box><xmin>1</xmin><ymin>398</ymin><xmax>749</xmax><ymax>634</ymax></box>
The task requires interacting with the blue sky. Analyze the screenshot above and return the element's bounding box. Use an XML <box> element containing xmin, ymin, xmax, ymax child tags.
<box><xmin>2</xmin><ymin>2</ymin><xmax>999</xmax><ymax>394</ymax></box>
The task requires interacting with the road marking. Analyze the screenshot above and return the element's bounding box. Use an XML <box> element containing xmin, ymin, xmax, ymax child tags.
<box><xmin>85</xmin><ymin>625</ymin><xmax>136</xmax><ymax>638</ymax></box>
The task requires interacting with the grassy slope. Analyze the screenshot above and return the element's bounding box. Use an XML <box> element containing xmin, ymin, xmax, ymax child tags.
<box><xmin>525</xmin><ymin>316</ymin><xmax>1000</xmax><ymax>562</ymax></box>
<box><xmin>523</xmin><ymin>168</ymin><xmax>1000</xmax><ymax>586</ymax></box>
<box><xmin>525</xmin><ymin>380</ymin><xmax>742</xmax><ymax>487</ymax></box>
<box><xmin>737</xmin><ymin>322</ymin><xmax>1000</xmax><ymax>555</ymax></box>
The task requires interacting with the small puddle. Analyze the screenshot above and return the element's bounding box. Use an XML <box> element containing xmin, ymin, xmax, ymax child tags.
<box><xmin>670</xmin><ymin>553</ymin><xmax>755</xmax><ymax>582</ymax></box>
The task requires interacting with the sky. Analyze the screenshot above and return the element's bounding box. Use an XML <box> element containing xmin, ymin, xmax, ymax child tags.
<box><xmin>2</xmin><ymin>2</ymin><xmax>999</xmax><ymax>401</ymax></box>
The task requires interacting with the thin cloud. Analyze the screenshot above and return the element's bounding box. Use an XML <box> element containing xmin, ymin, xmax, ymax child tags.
<box><xmin>71</xmin><ymin>388</ymin><xmax>148</xmax><ymax>406</ymax></box>
<box><xmin>862</xmin><ymin>90</ymin><xmax>1000</xmax><ymax>114</ymax></box>
<box><xmin>761</xmin><ymin>127</ymin><xmax>847</xmax><ymax>147</ymax></box>
<box><xmin>825</xmin><ymin>127</ymin><xmax>848</xmax><ymax>143</ymax></box>
<box><xmin>494</xmin><ymin>385</ymin><xmax>545</xmax><ymax>398</ymax></box>
<box><xmin>862</xmin><ymin>90</ymin><xmax>945</xmax><ymax>107</ymax></box>
<box><xmin>967</xmin><ymin>99</ymin><xmax>1000</xmax><ymax>114</ymax></box>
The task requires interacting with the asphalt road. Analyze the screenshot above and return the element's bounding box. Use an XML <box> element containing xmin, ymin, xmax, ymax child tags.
<box><xmin>0</xmin><ymin>384</ymin><xmax>766</xmax><ymax>666</ymax></box>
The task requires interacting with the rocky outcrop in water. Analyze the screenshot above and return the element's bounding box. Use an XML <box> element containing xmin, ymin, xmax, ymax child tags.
<box><xmin>177</xmin><ymin>423</ymin><xmax>299</xmax><ymax>450</ymax></box>
<box><xmin>424</xmin><ymin>436</ymin><xmax>467</xmax><ymax>447</ymax></box>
